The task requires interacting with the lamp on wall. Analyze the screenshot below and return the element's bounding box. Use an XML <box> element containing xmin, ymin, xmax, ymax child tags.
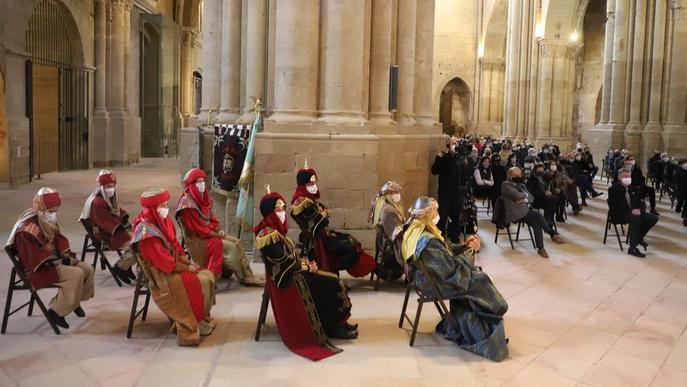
<box><xmin>477</xmin><ymin>43</ymin><xmax>484</xmax><ymax>58</ymax></box>
<box><xmin>535</xmin><ymin>23</ymin><xmax>545</xmax><ymax>38</ymax></box>
<box><xmin>570</xmin><ymin>30</ymin><xmax>579</xmax><ymax>42</ymax></box>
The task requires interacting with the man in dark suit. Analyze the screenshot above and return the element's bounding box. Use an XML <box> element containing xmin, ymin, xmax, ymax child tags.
<box><xmin>622</xmin><ymin>155</ymin><xmax>659</xmax><ymax>215</ymax></box>
<box><xmin>608</xmin><ymin>168</ymin><xmax>659</xmax><ymax>258</ymax></box>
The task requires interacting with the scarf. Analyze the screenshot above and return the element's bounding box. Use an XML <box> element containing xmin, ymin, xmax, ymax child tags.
<box><xmin>6</xmin><ymin>209</ymin><xmax>60</xmax><ymax>248</ymax></box>
<box><xmin>291</xmin><ymin>184</ymin><xmax>320</xmax><ymax>204</ymax></box>
<box><xmin>368</xmin><ymin>193</ymin><xmax>404</xmax><ymax>225</ymax></box>
<box><xmin>184</xmin><ymin>183</ymin><xmax>212</xmax><ymax>218</ymax></box>
<box><xmin>253</xmin><ymin>211</ymin><xmax>289</xmax><ymax>237</ymax></box>
<box><xmin>80</xmin><ymin>186</ymin><xmax>121</xmax><ymax>220</ymax></box>
<box><xmin>401</xmin><ymin>218</ymin><xmax>445</xmax><ymax>262</ymax></box>
<box><xmin>133</xmin><ymin>207</ymin><xmax>185</xmax><ymax>255</ymax></box>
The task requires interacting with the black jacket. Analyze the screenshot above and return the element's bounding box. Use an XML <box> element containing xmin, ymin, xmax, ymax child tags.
<box><xmin>608</xmin><ymin>182</ymin><xmax>643</xmax><ymax>223</ymax></box>
<box><xmin>526</xmin><ymin>173</ymin><xmax>551</xmax><ymax>209</ymax></box>
<box><xmin>431</xmin><ymin>152</ymin><xmax>470</xmax><ymax>197</ymax></box>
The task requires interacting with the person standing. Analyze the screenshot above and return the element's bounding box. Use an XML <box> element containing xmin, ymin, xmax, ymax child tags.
<box><xmin>431</xmin><ymin>136</ymin><xmax>471</xmax><ymax>243</ymax></box>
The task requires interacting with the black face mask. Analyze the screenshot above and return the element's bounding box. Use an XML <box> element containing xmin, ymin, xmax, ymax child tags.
<box><xmin>511</xmin><ymin>177</ymin><xmax>523</xmax><ymax>183</ymax></box>
<box><xmin>535</xmin><ymin>170</ymin><xmax>545</xmax><ymax>176</ymax></box>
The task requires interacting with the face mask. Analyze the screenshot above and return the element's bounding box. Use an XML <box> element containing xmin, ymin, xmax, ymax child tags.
<box><xmin>432</xmin><ymin>215</ymin><xmax>441</xmax><ymax>225</ymax></box>
<box><xmin>682</xmin><ymin>164</ymin><xmax>687</xmax><ymax>170</ymax></box>
<box><xmin>662</xmin><ymin>157</ymin><xmax>669</xmax><ymax>162</ymax></box>
<box><xmin>511</xmin><ymin>176</ymin><xmax>523</xmax><ymax>183</ymax></box>
<box><xmin>524</xmin><ymin>163</ymin><xmax>534</xmax><ymax>170</ymax></box>
<box><xmin>550</xmin><ymin>165</ymin><xmax>557</xmax><ymax>172</ymax></box>
<box><xmin>575</xmin><ymin>156</ymin><xmax>582</xmax><ymax>161</ymax></box>
<box><xmin>626</xmin><ymin>163</ymin><xmax>634</xmax><ymax>170</ymax></box>
<box><xmin>104</xmin><ymin>187</ymin><xmax>116</xmax><ymax>198</ymax></box>
<box><xmin>391</xmin><ymin>193</ymin><xmax>401</xmax><ymax>203</ymax></box>
<box><xmin>535</xmin><ymin>170</ymin><xmax>545</xmax><ymax>176</ymax></box>
<box><xmin>306</xmin><ymin>184</ymin><xmax>319</xmax><ymax>194</ymax></box>
<box><xmin>510</xmin><ymin>159</ymin><xmax>517</xmax><ymax>165</ymax></box>
<box><xmin>543</xmin><ymin>149</ymin><xmax>549</xmax><ymax>154</ymax></box>
<box><xmin>482</xmin><ymin>163</ymin><xmax>490</xmax><ymax>169</ymax></box>
<box><xmin>276</xmin><ymin>210</ymin><xmax>286</xmax><ymax>224</ymax></box>
<box><xmin>621</xmin><ymin>177</ymin><xmax>632</xmax><ymax>186</ymax></box>
<box><xmin>195</xmin><ymin>181</ymin><xmax>206</xmax><ymax>193</ymax></box>
<box><xmin>157</xmin><ymin>207</ymin><xmax>170</xmax><ymax>219</ymax></box>
<box><xmin>450</xmin><ymin>144</ymin><xmax>456</xmax><ymax>152</ymax></box>
<box><xmin>41</xmin><ymin>211</ymin><xmax>58</xmax><ymax>225</ymax></box>
<box><xmin>630</xmin><ymin>160</ymin><xmax>636</xmax><ymax>166</ymax></box>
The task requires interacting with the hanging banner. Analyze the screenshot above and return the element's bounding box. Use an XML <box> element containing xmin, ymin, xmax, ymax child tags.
<box><xmin>212</xmin><ymin>123</ymin><xmax>251</xmax><ymax>195</ymax></box>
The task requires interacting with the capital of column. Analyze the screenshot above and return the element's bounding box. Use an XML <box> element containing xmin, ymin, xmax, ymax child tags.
<box><xmin>671</xmin><ymin>0</ymin><xmax>687</xmax><ymax>20</ymax></box>
<box><xmin>538</xmin><ymin>39</ymin><xmax>578</xmax><ymax>59</ymax></box>
<box><xmin>480</xmin><ymin>57</ymin><xmax>505</xmax><ymax>70</ymax></box>
<box><xmin>111</xmin><ymin>0</ymin><xmax>133</xmax><ymax>10</ymax></box>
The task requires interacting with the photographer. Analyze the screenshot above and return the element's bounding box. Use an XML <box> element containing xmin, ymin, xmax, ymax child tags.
<box><xmin>431</xmin><ymin>137</ymin><xmax>472</xmax><ymax>243</ymax></box>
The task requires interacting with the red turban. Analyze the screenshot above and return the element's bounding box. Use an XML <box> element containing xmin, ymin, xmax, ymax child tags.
<box><xmin>140</xmin><ymin>188</ymin><xmax>171</xmax><ymax>208</ymax></box>
<box><xmin>32</xmin><ymin>187</ymin><xmax>61</xmax><ymax>211</ymax></box>
<box><xmin>182</xmin><ymin>168</ymin><xmax>207</xmax><ymax>186</ymax></box>
<box><xmin>97</xmin><ymin>169</ymin><xmax>117</xmax><ymax>186</ymax></box>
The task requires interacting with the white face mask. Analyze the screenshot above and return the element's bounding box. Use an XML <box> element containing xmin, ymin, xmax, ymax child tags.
<box><xmin>195</xmin><ymin>181</ymin><xmax>206</xmax><ymax>193</ymax></box>
<box><xmin>575</xmin><ymin>156</ymin><xmax>582</xmax><ymax>161</ymax></box>
<box><xmin>621</xmin><ymin>177</ymin><xmax>632</xmax><ymax>186</ymax></box>
<box><xmin>550</xmin><ymin>165</ymin><xmax>557</xmax><ymax>172</ymax></box>
<box><xmin>41</xmin><ymin>211</ymin><xmax>58</xmax><ymax>225</ymax></box>
<box><xmin>306</xmin><ymin>184</ymin><xmax>319</xmax><ymax>194</ymax></box>
<box><xmin>450</xmin><ymin>145</ymin><xmax>457</xmax><ymax>152</ymax></box>
<box><xmin>104</xmin><ymin>187</ymin><xmax>116</xmax><ymax>198</ymax></box>
<box><xmin>391</xmin><ymin>193</ymin><xmax>401</xmax><ymax>203</ymax></box>
<box><xmin>432</xmin><ymin>215</ymin><xmax>441</xmax><ymax>225</ymax></box>
<box><xmin>682</xmin><ymin>164</ymin><xmax>687</xmax><ymax>170</ymax></box>
<box><xmin>157</xmin><ymin>207</ymin><xmax>170</xmax><ymax>219</ymax></box>
<box><xmin>524</xmin><ymin>163</ymin><xmax>534</xmax><ymax>170</ymax></box>
<box><xmin>629</xmin><ymin>160</ymin><xmax>636</xmax><ymax>166</ymax></box>
<box><xmin>276</xmin><ymin>210</ymin><xmax>286</xmax><ymax>224</ymax></box>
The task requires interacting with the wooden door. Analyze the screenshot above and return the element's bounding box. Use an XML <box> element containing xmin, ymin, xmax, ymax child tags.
<box><xmin>32</xmin><ymin>64</ymin><xmax>59</xmax><ymax>174</ymax></box>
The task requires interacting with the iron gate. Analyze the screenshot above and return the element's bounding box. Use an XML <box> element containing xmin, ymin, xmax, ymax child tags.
<box><xmin>58</xmin><ymin>68</ymin><xmax>89</xmax><ymax>171</ymax></box>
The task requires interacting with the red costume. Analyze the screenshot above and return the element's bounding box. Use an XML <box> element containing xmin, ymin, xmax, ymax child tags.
<box><xmin>80</xmin><ymin>170</ymin><xmax>131</xmax><ymax>250</ymax></box>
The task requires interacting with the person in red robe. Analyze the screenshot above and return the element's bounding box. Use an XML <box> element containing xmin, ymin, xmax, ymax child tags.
<box><xmin>132</xmin><ymin>188</ymin><xmax>216</xmax><ymax>346</ymax></box>
<box><xmin>79</xmin><ymin>170</ymin><xmax>136</xmax><ymax>284</ymax></box>
<box><xmin>255</xmin><ymin>187</ymin><xmax>357</xmax><ymax>361</ymax></box>
<box><xmin>176</xmin><ymin>168</ymin><xmax>263</xmax><ymax>286</ymax></box>
<box><xmin>7</xmin><ymin>187</ymin><xmax>95</xmax><ymax>329</ymax></box>
<box><xmin>290</xmin><ymin>162</ymin><xmax>377</xmax><ymax>277</ymax></box>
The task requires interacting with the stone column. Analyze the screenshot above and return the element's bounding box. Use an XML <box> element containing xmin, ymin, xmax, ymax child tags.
<box><xmin>318</xmin><ymin>0</ymin><xmax>366</xmax><ymax>124</ymax></box>
<box><xmin>93</xmin><ymin>0</ymin><xmax>109</xmax><ymax>167</ymax></box>
<box><xmin>536</xmin><ymin>40</ymin><xmax>575</xmax><ymax>145</ymax></box>
<box><xmin>644</xmin><ymin>0</ymin><xmax>667</xmax><ymax>155</ymax></box>
<box><xmin>107</xmin><ymin>0</ymin><xmax>129</xmax><ymax>165</ymax></box>
<box><xmin>239</xmin><ymin>0</ymin><xmax>266</xmax><ymax>122</ymax></box>
<box><xmin>609</xmin><ymin>0</ymin><xmax>630</xmax><ymax>129</ymax></box>
<box><xmin>414</xmin><ymin>0</ymin><xmax>435</xmax><ymax>127</ymax></box>
<box><xmin>199</xmin><ymin>0</ymin><xmax>222</xmax><ymax>122</ymax></box>
<box><xmin>271</xmin><ymin>0</ymin><xmax>320</xmax><ymax>122</ymax></box>
<box><xmin>599</xmin><ymin>0</ymin><xmax>616</xmax><ymax>125</ymax></box>
<box><xmin>369</xmin><ymin>0</ymin><xmax>394</xmax><ymax>125</ymax></box>
<box><xmin>536</xmin><ymin>41</ymin><xmax>555</xmax><ymax>140</ymax></box>
<box><xmin>504</xmin><ymin>0</ymin><xmax>522</xmax><ymax>137</ymax></box>
<box><xmin>180</xmin><ymin>29</ymin><xmax>196</xmax><ymax>125</ymax></box>
<box><xmin>664</xmin><ymin>0</ymin><xmax>687</xmax><ymax>155</ymax></box>
<box><xmin>217</xmin><ymin>0</ymin><xmax>242</xmax><ymax>123</ymax></box>
<box><xmin>625</xmin><ymin>0</ymin><xmax>648</xmax><ymax>155</ymax></box>
<box><xmin>395</xmin><ymin>0</ymin><xmax>417</xmax><ymax>126</ymax></box>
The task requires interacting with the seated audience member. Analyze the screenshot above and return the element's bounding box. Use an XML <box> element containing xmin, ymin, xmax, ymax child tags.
<box><xmin>538</xmin><ymin>144</ymin><xmax>555</xmax><ymax>163</ymax></box>
<box><xmin>255</xmin><ymin>188</ymin><xmax>357</xmax><ymax>361</ymax></box>
<box><xmin>290</xmin><ymin>163</ymin><xmax>377</xmax><ymax>276</ymax></box>
<box><xmin>623</xmin><ymin>155</ymin><xmax>659</xmax><ymax>215</ymax></box>
<box><xmin>522</xmin><ymin>148</ymin><xmax>540</xmax><ymax>178</ymax></box>
<box><xmin>401</xmin><ymin>196</ymin><xmax>508</xmax><ymax>361</ymax></box>
<box><xmin>583</xmin><ymin>146</ymin><xmax>598</xmax><ymax>179</ymax></box>
<box><xmin>501</xmin><ymin>167</ymin><xmax>566</xmax><ymax>258</ymax></box>
<box><xmin>7</xmin><ymin>187</ymin><xmax>95</xmax><ymax>329</ymax></box>
<box><xmin>526</xmin><ymin>163</ymin><xmax>560</xmax><ymax>228</ymax></box>
<box><xmin>473</xmin><ymin>156</ymin><xmax>496</xmax><ymax>205</ymax></box>
<box><xmin>675</xmin><ymin>159</ymin><xmax>687</xmax><ymax>227</ymax></box>
<box><xmin>176</xmin><ymin>168</ymin><xmax>263</xmax><ymax>286</ymax></box>
<box><xmin>647</xmin><ymin>152</ymin><xmax>662</xmax><ymax>188</ymax></box>
<box><xmin>506</xmin><ymin>153</ymin><xmax>519</xmax><ymax>169</ymax></box>
<box><xmin>608</xmin><ymin>169</ymin><xmax>659</xmax><ymax>258</ymax></box>
<box><xmin>132</xmin><ymin>188</ymin><xmax>216</xmax><ymax>346</ymax></box>
<box><xmin>368</xmin><ymin>180</ymin><xmax>405</xmax><ymax>281</ymax></box>
<box><xmin>499</xmin><ymin>144</ymin><xmax>512</xmax><ymax>165</ymax></box>
<box><xmin>491</xmin><ymin>154</ymin><xmax>508</xmax><ymax>200</ymax></box>
<box><xmin>79</xmin><ymin>170</ymin><xmax>136</xmax><ymax>284</ymax></box>
<box><xmin>571</xmin><ymin>151</ymin><xmax>603</xmax><ymax>206</ymax></box>
<box><xmin>547</xmin><ymin>159</ymin><xmax>581</xmax><ymax>217</ymax></box>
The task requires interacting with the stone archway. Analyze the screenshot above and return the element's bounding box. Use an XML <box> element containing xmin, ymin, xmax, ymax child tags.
<box><xmin>141</xmin><ymin>20</ymin><xmax>163</xmax><ymax>157</ymax></box>
<box><xmin>477</xmin><ymin>0</ymin><xmax>507</xmax><ymax>135</ymax></box>
<box><xmin>439</xmin><ymin>78</ymin><xmax>472</xmax><ymax>136</ymax></box>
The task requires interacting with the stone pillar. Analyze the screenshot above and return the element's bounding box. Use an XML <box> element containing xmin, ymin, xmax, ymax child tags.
<box><xmin>625</xmin><ymin>0</ymin><xmax>648</xmax><ymax>155</ymax></box>
<box><xmin>414</xmin><ymin>0</ymin><xmax>435</xmax><ymax>127</ymax></box>
<box><xmin>609</xmin><ymin>0</ymin><xmax>630</xmax><ymax>129</ymax></box>
<box><xmin>217</xmin><ymin>0</ymin><xmax>242</xmax><ymax>123</ymax></box>
<box><xmin>395</xmin><ymin>0</ymin><xmax>417</xmax><ymax>125</ymax></box>
<box><xmin>93</xmin><ymin>0</ymin><xmax>109</xmax><ymax>167</ymax></box>
<box><xmin>536</xmin><ymin>40</ymin><xmax>575</xmax><ymax>146</ymax></box>
<box><xmin>504</xmin><ymin>0</ymin><xmax>522</xmax><ymax>137</ymax></box>
<box><xmin>664</xmin><ymin>1</ymin><xmax>687</xmax><ymax>156</ymax></box>
<box><xmin>318</xmin><ymin>0</ymin><xmax>366</xmax><ymax>124</ymax></box>
<box><xmin>536</xmin><ymin>41</ymin><xmax>554</xmax><ymax>140</ymax></box>
<box><xmin>369</xmin><ymin>0</ymin><xmax>394</xmax><ymax>125</ymax></box>
<box><xmin>239</xmin><ymin>0</ymin><xmax>266</xmax><ymax>122</ymax></box>
<box><xmin>600</xmin><ymin>0</ymin><xmax>616</xmax><ymax>125</ymax></box>
<box><xmin>271</xmin><ymin>0</ymin><xmax>320</xmax><ymax>122</ymax></box>
<box><xmin>107</xmin><ymin>0</ymin><xmax>129</xmax><ymax>166</ymax></box>
<box><xmin>644</xmin><ymin>0</ymin><xmax>667</xmax><ymax>156</ymax></box>
<box><xmin>199</xmin><ymin>0</ymin><xmax>222</xmax><ymax>122</ymax></box>
<box><xmin>180</xmin><ymin>29</ymin><xmax>196</xmax><ymax>125</ymax></box>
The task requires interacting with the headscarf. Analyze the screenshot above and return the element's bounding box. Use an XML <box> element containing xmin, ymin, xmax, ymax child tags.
<box><xmin>292</xmin><ymin>167</ymin><xmax>320</xmax><ymax>203</ymax></box>
<box><xmin>181</xmin><ymin>168</ymin><xmax>212</xmax><ymax>217</ymax></box>
<box><xmin>368</xmin><ymin>180</ymin><xmax>403</xmax><ymax>225</ymax></box>
<box><xmin>80</xmin><ymin>170</ymin><xmax>121</xmax><ymax>220</ymax></box>
<box><xmin>133</xmin><ymin>188</ymin><xmax>184</xmax><ymax>255</ymax></box>
<box><xmin>401</xmin><ymin>197</ymin><xmax>444</xmax><ymax>261</ymax></box>
<box><xmin>7</xmin><ymin>187</ymin><xmax>61</xmax><ymax>247</ymax></box>
<box><xmin>254</xmin><ymin>191</ymin><xmax>289</xmax><ymax>236</ymax></box>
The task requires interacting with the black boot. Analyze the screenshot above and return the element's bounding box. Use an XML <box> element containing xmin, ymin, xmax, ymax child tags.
<box><xmin>112</xmin><ymin>266</ymin><xmax>132</xmax><ymax>285</ymax></box>
<box><xmin>628</xmin><ymin>246</ymin><xmax>646</xmax><ymax>258</ymax></box>
<box><xmin>47</xmin><ymin>309</ymin><xmax>69</xmax><ymax>329</ymax></box>
<box><xmin>592</xmin><ymin>191</ymin><xmax>604</xmax><ymax>198</ymax></box>
<box><xmin>345</xmin><ymin>322</ymin><xmax>358</xmax><ymax>331</ymax></box>
<box><xmin>73</xmin><ymin>306</ymin><xmax>86</xmax><ymax>318</ymax></box>
<box><xmin>330</xmin><ymin>325</ymin><xmax>358</xmax><ymax>340</ymax></box>
<box><xmin>638</xmin><ymin>239</ymin><xmax>649</xmax><ymax>250</ymax></box>
<box><xmin>125</xmin><ymin>267</ymin><xmax>136</xmax><ymax>280</ymax></box>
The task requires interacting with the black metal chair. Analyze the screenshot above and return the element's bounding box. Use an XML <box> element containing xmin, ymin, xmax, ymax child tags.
<box><xmin>398</xmin><ymin>259</ymin><xmax>457</xmax><ymax>347</ymax></box>
<box><xmin>254</xmin><ymin>283</ymin><xmax>271</xmax><ymax>341</ymax></box>
<box><xmin>603</xmin><ymin>212</ymin><xmax>628</xmax><ymax>251</ymax></box>
<box><xmin>369</xmin><ymin>224</ymin><xmax>405</xmax><ymax>291</ymax></box>
<box><xmin>2</xmin><ymin>246</ymin><xmax>61</xmax><ymax>335</ymax></box>
<box><xmin>125</xmin><ymin>254</ymin><xmax>152</xmax><ymax>338</ymax></box>
<box><xmin>492</xmin><ymin>198</ymin><xmax>535</xmax><ymax>250</ymax></box>
<box><xmin>79</xmin><ymin>219</ymin><xmax>123</xmax><ymax>287</ymax></box>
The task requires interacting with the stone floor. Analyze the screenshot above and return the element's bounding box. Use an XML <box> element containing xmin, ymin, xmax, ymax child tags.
<box><xmin>0</xmin><ymin>159</ymin><xmax>686</xmax><ymax>387</ymax></box>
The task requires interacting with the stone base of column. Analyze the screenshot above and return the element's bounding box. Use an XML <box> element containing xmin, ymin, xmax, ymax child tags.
<box><xmin>369</xmin><ymin>112</ymin><xmax>396</xmax><ymax>126</ymax></box>
<box><xmin>662</xmin><ymin>125</ymin><xmax>687</xmax><ymax>157</ymax></box>
<box><xmin>397</xmin><ymin>113</ymin><xmax>417</xmax><ymax>126</ymax></box>
<box><xmin>269</xmin><ymin>110</ymin><xmax>318</xmax><ymax>123</ymax></box>
<box><xmin>107</xmin><ymin>110</ymin><xmax>129</xmax><ymax>167</ymax></box>
<box><xmin>624</xmin><ymin>122</ymin><xmax>644</xmax><ymax>159</ymax></box>
<box><xmin>476</xmin><ymin>122</ymin><xmax>503</xmax><ymax>136</ymax></box>
<box><xmin>216</xmin><ymin>110</ymin><xmax>241</xmax><ymax>124</ymax></box>
<box><xmin>415</xmin><ymin>115</ymin><xmax>435</xmax><ymax>128</ymax></box>
<box><xmin>588</xmin><ymin>123</ymin><xmax>625</xmax><ymax>159</ymax></box>
<box><xmin>239</xmin><ymin>109</ymin><xmax>256</xmax><ymax>124</ymax></box>
<box><xmin>92</xmin><ymin>109</ymin><xmax>110</xmax><ymax>168</ymax></box>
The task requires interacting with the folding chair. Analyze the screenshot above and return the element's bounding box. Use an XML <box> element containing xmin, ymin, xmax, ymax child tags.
<box><xmin>602</xmin><ymin>212</ymin><xmax>628</xmax><ymax>251</ymax></box>
<box><xmin>254</xmin><ymin>284</ymin><xmax>271</xmax><ymax>341</ymax></box>
<box><xmin>79</xmin><ymin>219</ymin><xmax>123</xmax><ymax>287</ymax></box>
<box><xmin>398</xmin><ymin>259</ymin><xmax>457</xmax><ymax>347</ymax></box>
<box><xmin>2</xmin><ymin>246</ymin><xmax>61</xmax><ymax>335</ymax></box>
<box><xmin>126</xmin><ymin>253</ymin><xmax>152</xmax><ymax>338</ymax></box>
<box><xmin>369</xmin><ymin>224</ymin><xmax>405</xmax><ymax>291</ymax></box>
